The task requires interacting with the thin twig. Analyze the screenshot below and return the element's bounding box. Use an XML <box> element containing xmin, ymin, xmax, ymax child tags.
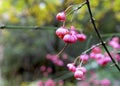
<box><xmin>0</xmin><ymin>25</ymin><xmax>57</xmax><ymax>30</ymax></box>
<box><xmin>67</xmin><ymin>1</ymin><xmax>87</xmax><ymax>16</ymax></box>
<box><xmin>74</xmin><ymin>42</ymin><xmax>103</xmax><ymax>64</ymax></box>
<box><xmin>56</xmin><ymin>43</ymin><xmax>69</xmax><ymax>56</ymax></box>
<box><xmin>85</xmin><ymin>0</ymin><xmax>120</xmax><ymax>71</ymax></box>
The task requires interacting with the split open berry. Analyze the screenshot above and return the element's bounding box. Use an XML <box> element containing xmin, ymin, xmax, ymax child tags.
<box><xmin>67</xmin><ymin>63</ymin><xmax>76</xmax><ymax>72</ymax></box>
<box><xmin>79</xmin><ymin>54</ymin><xmax>89</xmax><ymax>63</ymax></box>
<box><xmin>76</xmin><ymin>33</ymin><xmax>86</xmax><ymax>42</ymax></box>
<box><xmin>74</xmin><ymin>70</ymin><xmax>84</xmax><ymax>80</ymax></box>
<box><xmin>76</xmin><ymin>66</ymin><xmax>87</xmax><ymax>74</ymax></box>
<box><xmin>63</xmin><ymin>33</ymin><xmax>77</xmax><ymax>43</ymax></box>
<box><xmin>56</xmin><ymin>12</ymin><xmax>66</xmax><ymax>22</ymax></box>
<box><xmin>56</xmin><ymin>27</ymin><xmax>69</xmax><ymax>39</ymax></box>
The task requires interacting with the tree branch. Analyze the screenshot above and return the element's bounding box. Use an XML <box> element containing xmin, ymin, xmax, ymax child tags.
<box><xmin>85</xmin><ymin>0</ymin><xmax>120</xmax><ymax>71</ymax></box>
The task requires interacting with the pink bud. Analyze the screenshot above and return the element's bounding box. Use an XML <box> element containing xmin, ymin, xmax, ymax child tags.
<box><xmin>56</xmin><ymin>27</ymin><xmax>69</xmax><ymax>39</ymax></box>
<box><xmin>56</xmin><ymin>12</ymin><xmax>66</xmax><ymax>22</ymax></box>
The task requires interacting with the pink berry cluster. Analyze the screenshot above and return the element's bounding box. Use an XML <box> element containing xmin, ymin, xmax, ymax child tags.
<box><xmin>67</xmin><ymin>63</ymin><xmax>87</xmax><ymax>80</ymax></box>
<box><xmin>89</xmin><ymin>46</ymin><xmax>111</xmax><ymax>66</ymax></box>
<box><xmin>77</xmin><ymin>72</ymin><xmax>111</xmax><ymax>86</ymax></box>
<box><xmin>37</xmin><ymin>79</ymin><xmax>64</xmax><ymax>86</ymax></box>
<box><xmin>89</xmin><ymin>73</ymin><xmax>111</xmax><ymax>86</ymax></box>
<box><xmin>40</xmin><ymin>65</ymin><xmax>52</xmax><ymax>77</ymax></box>
<box><xmin>56</xmin><ymin>12</ymin><xmax>86</xmax><ymax>43</ymax></box>
<box><xmin>46</xmin><ymin>54</ymin><xmax>64</xmax><ymax>66</ymax></box>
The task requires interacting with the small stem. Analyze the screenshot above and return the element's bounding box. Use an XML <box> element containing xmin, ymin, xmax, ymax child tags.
<box><xmin>62</xmin><ymin>21</ymin><xmax>66</xmax><ymax>27</ymax></box>
<box><xmin>79</xmin><ymin>57</ymin><xmax>84</xmax><ymax>67</ymax></box>
<box><xmin>74</xmin><ymin>56</ymin><xmax>80</xmax><ymax>64</ymax></box>
<box><xmin>56</xmin><ymin>43</ymin><xmax>68</xmax><ymax>56</ymax></box>
<box><xmin>65</xmin><ymin>5</ymin><xmax>73</xmax><ymax>13</ymax></box>
<box><xmin>66</xmin><ymin>1</ymin><xmax>87</xmax><ymax>16</ymax></box>
<box><xmin>82</xmin><ymin>42</ymin><xmax>105</xmax><ymax>54</ymax></box>
<box><xmin>86</xmin><ymin>0</ymin><xmax>120</xmax><ymax>71</ymax></box>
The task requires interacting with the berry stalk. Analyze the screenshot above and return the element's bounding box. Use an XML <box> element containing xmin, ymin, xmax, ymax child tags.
<box><xmin>85</xmin><ymin>0</ymin><xmax>120</xmax><ymax>71</ymax></box>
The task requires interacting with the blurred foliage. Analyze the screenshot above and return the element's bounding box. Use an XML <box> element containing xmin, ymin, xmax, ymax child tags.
<box><xmin>0</xmin><ymin>0</ymin><xmax>120</xmax><ymax>86</ymax></box>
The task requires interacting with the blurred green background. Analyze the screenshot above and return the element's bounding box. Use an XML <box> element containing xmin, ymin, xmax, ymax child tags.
<box><xmin>0</xmin><ymin>0</ymin><xmax>120</xmax><ymax>86</ymax></box>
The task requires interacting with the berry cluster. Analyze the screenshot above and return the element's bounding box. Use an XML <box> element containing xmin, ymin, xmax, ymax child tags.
<box><xmin>40</xmin><ymin>65</ymin><xmax>52</xmax><ymax>77</ymax></box>
<box><xmin>89</xmin><ymin>46</ymin><xmax>111</xmax><ymax>66</ymax></box>
<box><xmin>56</xmin><ymin>11</ymin><xmax>87</xmax><ymax>80</ymax></box>
<box><xmin>38</xmin><ymin>79</ymin><xmax>64</xmax><ymax>86</ymax></box>
<box><xmin>56</xmin><ymin>12</ymin><xmax>86</xmax><ymax>44</ymax></box>
<box><xmin>46</xmin><ymin>54</ymin><xmax>64</xmax><ymax>66</ymax></box>
<box><xmin>67</xmin><ymin>63</ymin><xmax>87</xmax><ymax>80</ymax></box>
<box><xmin>55</xmin><ymin>10</ymin><xmax>120</xmax><ymax>81</ymax></box>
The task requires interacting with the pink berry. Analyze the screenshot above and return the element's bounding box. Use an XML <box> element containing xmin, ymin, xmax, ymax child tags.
<box><xmin>70</xmin><ymin>26</ymin><xmax>78</xmax><ymax>35</ymax></box>
<box><xmin>79</xmin><ymin>54</ymin><xmax>89</xmax><ymax>63</ymax></box>
<box><xmin>89</xmin><ymin>52</ymin><xmax>96</xmax><ymax>59</ymax></box>
<box><xmin>74</xmin><ymin>70</ymin><xmax>84</xmax><ymax>80</ymax></box>
<box><xmin>63</xmin><ymin>34</ymin><xmax>77</xmax><ymax>43</ymax></box>
<box><xmin>56</xmin><ymin>27</ymin><xmax>69</xmax><ymax>39</ymax></box>
<box><xmin>111</xmin><ymin>37</ymin><xmax>119</xmax><ymax>43</ymax></box>
<box><xmin>100</xmin><ymin>79</ymin><xmax>111</xmax><ymax>86</ymax></box>
<box><xmin>115</xmin><ymin>54</ymin><xmax>120</xmax><ymax>62</ymax></box>
<box><xmin>108</xmin><ymin>41</ymin><xmax>120</xmax><ymax>49</ymax></box>
<box><xmin>56</xmin><ymin>60</ymin><xmax>64</xmax><ymax>66</ymax></box>
<box><xmin>67</xmin><ymin>63</ymin><xmax>76</xmax><ymax>72</ymax></box>
<box><xmin>105</xmin><ymin>57</ymin><xmax>111</xmax><ymax>63</ymax></box>
<box><xmin>97</xmin><ymin>58</ymin><xmax>108</xmax><ymax>66</ymax></box>
<box><xmin>76</xmin><ymin>66</ymin><xmax>87</xmax><ymax>74</ymax></box>
<box><xmin>37</xmin><ymin>80</ymin><xmax>44</xmax><ymax>86</ymax></box>
<box><xmin>45</xmin><ymin>79</ymin><xmax>56</xmax><ymax>86</ymax></box>
<box><xmin>56</xmin><ymin>12</ymin><xmax>66</xmax><ymax>22</ymax></box>
<box><xmin>92</xmin><ymin>47</ymin><xmax>102</xmax><ymax>54</ymax></box>
<box><xmin>47</xmin><ymin>67</ymin><xmax>52</xmax><ymax>73</ymax></box>
<box><xmin>94</xmin><ymin>53</ymin><xmax>104</xmax><ymax>60</ymax></box>
<box><xmin>62</xmin><ymin>53</ymin><xmax>68</xmax><ymax>59</ymax></box>
<box><xmin>76</xmin><ymin>33</ymin><xmax>86</xmax><ymax>42</ymax></box>
<box><xmin>40</xmin><ymin>65</ymin><xmax>46</xmax><ymax>72</ymax></box>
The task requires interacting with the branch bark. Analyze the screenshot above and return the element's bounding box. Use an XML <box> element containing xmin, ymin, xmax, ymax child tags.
<box><xmin>85</xmin><ymin>0</ymin><xmax>120</xmax><ymax>71</ymax></box>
